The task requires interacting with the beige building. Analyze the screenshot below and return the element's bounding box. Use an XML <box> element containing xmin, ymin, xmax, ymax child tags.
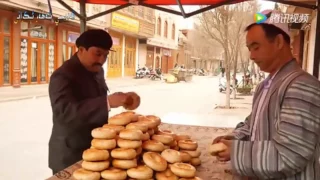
<box><xmin>139</xmin><ymin>7</ymin><xmax>179</xmax><ymax>73</ymax></box>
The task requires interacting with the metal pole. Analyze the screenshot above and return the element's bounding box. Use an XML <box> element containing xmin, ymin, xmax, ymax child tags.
<box><xmin>79</xmin><ymin>0</ymin><xmax>86</xmax><ymax>33</ymax></box>
<box><xmin>298</xmin><ymin>30</ymin><xmax>305</xmax><ymax>68</ymax></box>
<box><xmin>312</xmin><ymin>1</ymin><xmax>320</xmax><ymax>78</ymax></box>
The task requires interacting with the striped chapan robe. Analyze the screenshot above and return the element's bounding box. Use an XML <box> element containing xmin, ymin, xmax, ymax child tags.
<box><xmin>230</xmin><ymin>60</ymin><xmax>320</xmax><ymax>180</ymax></box>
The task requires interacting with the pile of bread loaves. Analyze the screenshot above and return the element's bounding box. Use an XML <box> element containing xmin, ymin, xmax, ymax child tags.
<box><xmin>73</xmin><ymin>111</ymin><xmax>203</xmax><ymax>180</ymax></box>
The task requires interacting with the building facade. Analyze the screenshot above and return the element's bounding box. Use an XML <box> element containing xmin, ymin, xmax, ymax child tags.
<box><xmin>0</xmin><ymin>1</ymin><xmax>156</xmax><ymax>87</ymax></box>
<box><xmin>286</xmin><ymin>3</ymin><xmax>318</xmax><ymax>79</ymax></box>
<box><xmin>0</xmin><ymin>0</ymin><xmax>110</xmax><ymax>87</ymax></box>
<box><xmin>105</xmin><ymin>6</ymin><xmax>155</xmax><ymax>78</ymax></box>
<box><xmin>172</xmin><ymin>30</ymin><xmax>191</xmax><ymax>68</ymax></box>
<box><xmin>138</xmin><ymin>7</ymin><xmax>179</xmax><ymax>73</ymax></box>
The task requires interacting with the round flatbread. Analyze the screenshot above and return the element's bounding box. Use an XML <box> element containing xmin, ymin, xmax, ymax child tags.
<box><xmin>124</xmin><ymin>92</ymin><xmax>140</xmax><ymax>110</ymax></box>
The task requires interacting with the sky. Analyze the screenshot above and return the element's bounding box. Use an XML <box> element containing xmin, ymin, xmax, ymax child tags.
<box><xmin>172</xmin><ymin>0</ymin><xmax>276</xmax><ymax>29</ymax></box>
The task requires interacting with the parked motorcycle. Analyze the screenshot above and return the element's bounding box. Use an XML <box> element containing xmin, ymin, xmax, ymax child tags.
<box><xmin>150</xmin><ymin>68</ymin><xmax>162</xmax><ymax>80</ymax></box>
<box><xmin>219</xmin><ymin>77</ymin><xmax>237</xmax><ymax>94</ymax></box>
<box><xmin>135</xmin><ymin>67</ymin><xmax>150</xmax><ymax>78</ymax></box>
<box><xmin>197</xmin><ymin>68</ymin><xmax>206</xmax><ymax>76</ymax></box>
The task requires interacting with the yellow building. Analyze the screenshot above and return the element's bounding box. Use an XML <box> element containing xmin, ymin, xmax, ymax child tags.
<box><xmin>106</xmin><ymin>7</ymin><xmax>155</xmax><ymax>78</ymax></box>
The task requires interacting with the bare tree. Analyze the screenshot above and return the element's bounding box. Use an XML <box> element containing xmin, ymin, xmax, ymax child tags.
<box><xmin>187</xmin><ymin>29</ymin><xmax>222</xmax><ymax>72</ymax></box>
<box><xmin>197</xmin><ymin>2</ymin><xmax>257</xmax><ymax>108</ymax></box>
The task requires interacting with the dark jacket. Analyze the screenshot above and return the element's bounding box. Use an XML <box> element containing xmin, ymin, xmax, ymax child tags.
<box><xmin>48</xmin><ymin>55</ymin><xmax>109</xmax><ymax>172</ymax></box>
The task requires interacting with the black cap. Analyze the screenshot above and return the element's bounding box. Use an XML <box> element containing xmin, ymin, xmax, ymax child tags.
<box><xmin>75</xmin><ymin>29</ymin><xmax>113</xmax><ymax>51</ymax></box>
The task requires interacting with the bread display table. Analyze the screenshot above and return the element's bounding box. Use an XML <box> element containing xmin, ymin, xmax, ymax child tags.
<box><xmin>46</xmin><ymin>123</ymin><xmax>237</xmax><ymax>180</ymax></box>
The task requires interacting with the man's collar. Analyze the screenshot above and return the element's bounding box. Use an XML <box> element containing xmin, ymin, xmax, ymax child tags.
<box><xmin>70</xmin><ymin>54</ymin><xmax>98</xmax><ymax>75</ymax></box>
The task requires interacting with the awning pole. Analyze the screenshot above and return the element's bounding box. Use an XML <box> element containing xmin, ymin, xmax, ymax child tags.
<box><xmin>80</xmin><ymin>0</ymin><xmax>87</xmax><ymax>33</ymax></box>
<box><xmin>312</xmin><ymin>0</ymin><xmax>320</xmax><ymax>78</ymax></box>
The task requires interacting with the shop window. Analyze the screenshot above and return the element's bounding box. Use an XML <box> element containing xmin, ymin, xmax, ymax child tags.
<box><xmin>137</xmin><ymin>7</ymin><xmax>144</xmax><ymax>18</ymax></box>
<box><xmin>62</xmin><ymin>30</ymin><xmax>67</xmax><ymax>42</ymax></box>
<box><xmin>112</xmin><ymin>37</ymin><xmax>120</xmax><ymax>46</ymax></box>
<box><xmin>68</xmin><ymin>46</ymin><xmax>74</xmax><ymax>59</ymax></box>
<box><xmin>157</xmin><ymin>17</ymin><xmax>161</xmax><ymax>36</ymax></box>
<box><xmin>62</xmin><ymin>44</ymin><xmax>67</xmax><ymax>62</ymax></box>
<box><xmin>48</xmin><ymin>43</ymin><xmax>55</xmax><ymax>78</ymax></box>
<box><xmin>40</xmin><ymin>43</ymin><xmax>47</xmax><ymax>82</ymax></box>
<box><xmin>20</xmin><ymin>21</ymin><xmax>29</xmax><ymax>37</ymax></box>
<box><xmin>3</xmin><ymin>18</ymin><xmax>10</xmax><ymax>34</ymax></box>
<box><xmin>146</xmin><ymin>8</ymin><xmax>153</xmax><ymax>22</ymax></box>
<box><xmin>20</xmin><ymin>39</ymin><xmax>28</xmax><ymax>83</ymax></box>
<box><xmin>30</xmin><ymin>25</ymin><xmax>47</xmax><ymax>39</ymax></box>
<box><xmin>67</xmin><ymin>32</ymin><xmax>79</xmax><ymax>43</ymax></box>
<box><xmin>172</xmin><ymin>24</ymin><xmax>175</xmax><ymax>39</ymax></box>
<box><xmin>30</xmin><ymin>42</ymin><xmax>38</xmax><ymax>82</ymax></box>
<box><xmin>49</xmin><ymin>27</ymin><xmax>55</xmax><ymax>40</ymax></box>
<box><xmin>110</xmin><ymin>51</ymin><xmax>114</xmax><ymax>65</ymax></box>
<box><xmin>164</xmin><ymin>21</ymin><xmax>168</xmax><ymax>38</ymax></box>
<box><xmin>128</xmin><ymin>6</ymin><xmax>134</xmax><ymax>14</ymax></box>
<box><xmin>3</xmin><ymin>37</ymin><xmax>10</xmax><ymax>84</ymax></box>
<box><xmin>127</xmin><ymin>42</ymin><xmax>134</xmax><ymax>49</ymax></box>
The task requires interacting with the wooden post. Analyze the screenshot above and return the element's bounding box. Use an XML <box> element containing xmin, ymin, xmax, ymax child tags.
<box><xmin>312</xmin><ymin>0</ymin><xmax>320</xmax><ymax>78</ymax></box>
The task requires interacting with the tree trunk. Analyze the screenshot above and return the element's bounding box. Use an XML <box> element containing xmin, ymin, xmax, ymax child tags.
<box><xmin>224</xmin><ymin>20</ymin><xmax>230</xmax><ymax>109</ymax></box>
<box><xmin>232</xmin><ymin>56</ymin><xmax>238</xmax><ymax>100</ymax></box>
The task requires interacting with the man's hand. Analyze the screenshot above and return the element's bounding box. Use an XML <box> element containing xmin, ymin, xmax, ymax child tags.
<box><xmin>217</xmin><ymin>139</ymin><xmax>232</xmax><ymax>161</ymax></box>
<box><xmin>212</xmin><ymin>135</ymin><xmax>234</xmax><ymax>144</ymax></box>
<box><xmin>108</xmin><ymin>92</ymin><xmax>127</xmax><ymax>108</ymax></box>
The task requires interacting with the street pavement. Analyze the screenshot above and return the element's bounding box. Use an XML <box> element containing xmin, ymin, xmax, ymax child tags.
<box><xmin>0</xmin><ymin>77</ymin><xmax>159</xmax><ymax>102</ymax></box>
<box><xmin>0</xmin><ymin>76</ymin><xmax>252</xmax><ymax>180</ymax></box>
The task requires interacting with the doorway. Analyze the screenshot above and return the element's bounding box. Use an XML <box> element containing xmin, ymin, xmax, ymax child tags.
<box><xmin>155</xmin><ymin>56</ymin><xmax>160</xmax><ymax>69</ymax></box>
<box><xmin>107</xmin><ymin>46</ymin><xmax>122</xmax><ymax>77</ymax></box>
<box><xmin>62</xmin><ymin>44</ymin><xmax>77</xmax><ymax>62</ymax></box>
<box><xmin>161</xmin><ymin>56</ymin><xmax>168</xmax><ymax>73</ymax></box>
<box><xmin>67</xmin><ymin>45</ymin><xmax>77</xmax><ymax>59</ymax></box>
<box><xmin>29</xmin><ymin>41</ymin><xmax>47</xmax><ymax>83</ymax></box>
<box><xmin>125</xmin><ymin>49</ymin><xmax>135</xmax><ymax>76</ymax></box>
<box><xmin>124</xmin><ymin>37</ymin><xmax>136</xmax><ymax>76</ymax></box>
<box><xmin>146</xmin><ymin>51</ymin><xmax>154</xmax><ymax>68</ymax></box>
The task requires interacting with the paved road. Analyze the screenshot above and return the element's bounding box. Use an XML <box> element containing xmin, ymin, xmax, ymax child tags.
<box><xmin>0</xmin><ymin>76</ymin><xmax>251</xmax><ymax>180</ymax></box>
<box><xmin>0</xmin><ymin>77</ymin><xmax>159</xmax><ymax>102</ymax></box>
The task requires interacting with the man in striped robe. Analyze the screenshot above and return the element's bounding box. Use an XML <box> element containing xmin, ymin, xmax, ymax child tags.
<box><xmin>213</xmin><ymin>10</ymin><xmax>320</xmax><ymax>179</ymax></box>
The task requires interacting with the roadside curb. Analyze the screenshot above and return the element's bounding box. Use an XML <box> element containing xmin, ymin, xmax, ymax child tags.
<box><xmin>0</xmin><ymin>81</ymin><xmax>165</xmax><ymax>103</ymax></box>
<box><xmin>0</xmin><ymin>94</ymin><xmax>48</xmax><ymax>103</ymax></box>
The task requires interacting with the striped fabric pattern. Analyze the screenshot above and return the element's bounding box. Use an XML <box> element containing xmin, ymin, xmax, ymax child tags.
<box><xmin>229</xmin><ymin>61</ymin><xmax>320</xmax><ymax>180</ymax></box>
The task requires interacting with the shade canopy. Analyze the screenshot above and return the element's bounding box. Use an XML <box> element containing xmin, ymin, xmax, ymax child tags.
<box><xmin>71</xmin><ymin>0</ymin><xmax>242</xmax><ymax>5</ymax></box>
<box><xmin>63</xmin><ymin>0</ymin><xmax>320</xmax><ymax>78</ymax></box>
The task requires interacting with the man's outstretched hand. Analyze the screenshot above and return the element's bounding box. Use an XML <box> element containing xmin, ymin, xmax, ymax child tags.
<box><xmin>108</xmin><ymin>92</ymin><xmax>127</xmax><ymax>108</ymax></box>
<box><xmin>212</xmin><ymin>135</ymin><xmax>234</xmax><ymax>144</ymax></box>
<box><xmin>217</xmin><ymin>139</ymin><xmax>232</xmax><ymax>161</ymax></box>
<box><xmin>123</xmin><ymin>92</ymin><xmax>140</xmax><ymax>110</ymax></box>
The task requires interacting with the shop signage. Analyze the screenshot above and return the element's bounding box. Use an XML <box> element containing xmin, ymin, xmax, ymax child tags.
<box><xmin>162</xmin><ymin>49</ymin><xmax>172</xmax><ymax>56</ymax></box>
<box><xmin>111</xmin><ymin>12</ymin><xmax>139</xmax><ymax>33</ymax></box>
<box><xmin>30</xmin><ymin>30</ymin><xmax>47</xmax><ymax>38</ymax></box>
<box><xmin>147</xmin><ymin>38</ymin><xmax>178</xmax><ymax>50</ymax></box>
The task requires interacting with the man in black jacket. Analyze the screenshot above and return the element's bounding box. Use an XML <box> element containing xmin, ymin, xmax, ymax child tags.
<box><xmin>48</xmin><ymin>29</ymin><xmax>131</xmax><ymax>174</ymax></box>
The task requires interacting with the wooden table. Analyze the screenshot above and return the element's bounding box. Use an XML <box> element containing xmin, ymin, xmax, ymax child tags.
<box><xmin>46</xmin><ymin>123</ymin><xmax>240</xmax><ymax>180</ymax></box>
